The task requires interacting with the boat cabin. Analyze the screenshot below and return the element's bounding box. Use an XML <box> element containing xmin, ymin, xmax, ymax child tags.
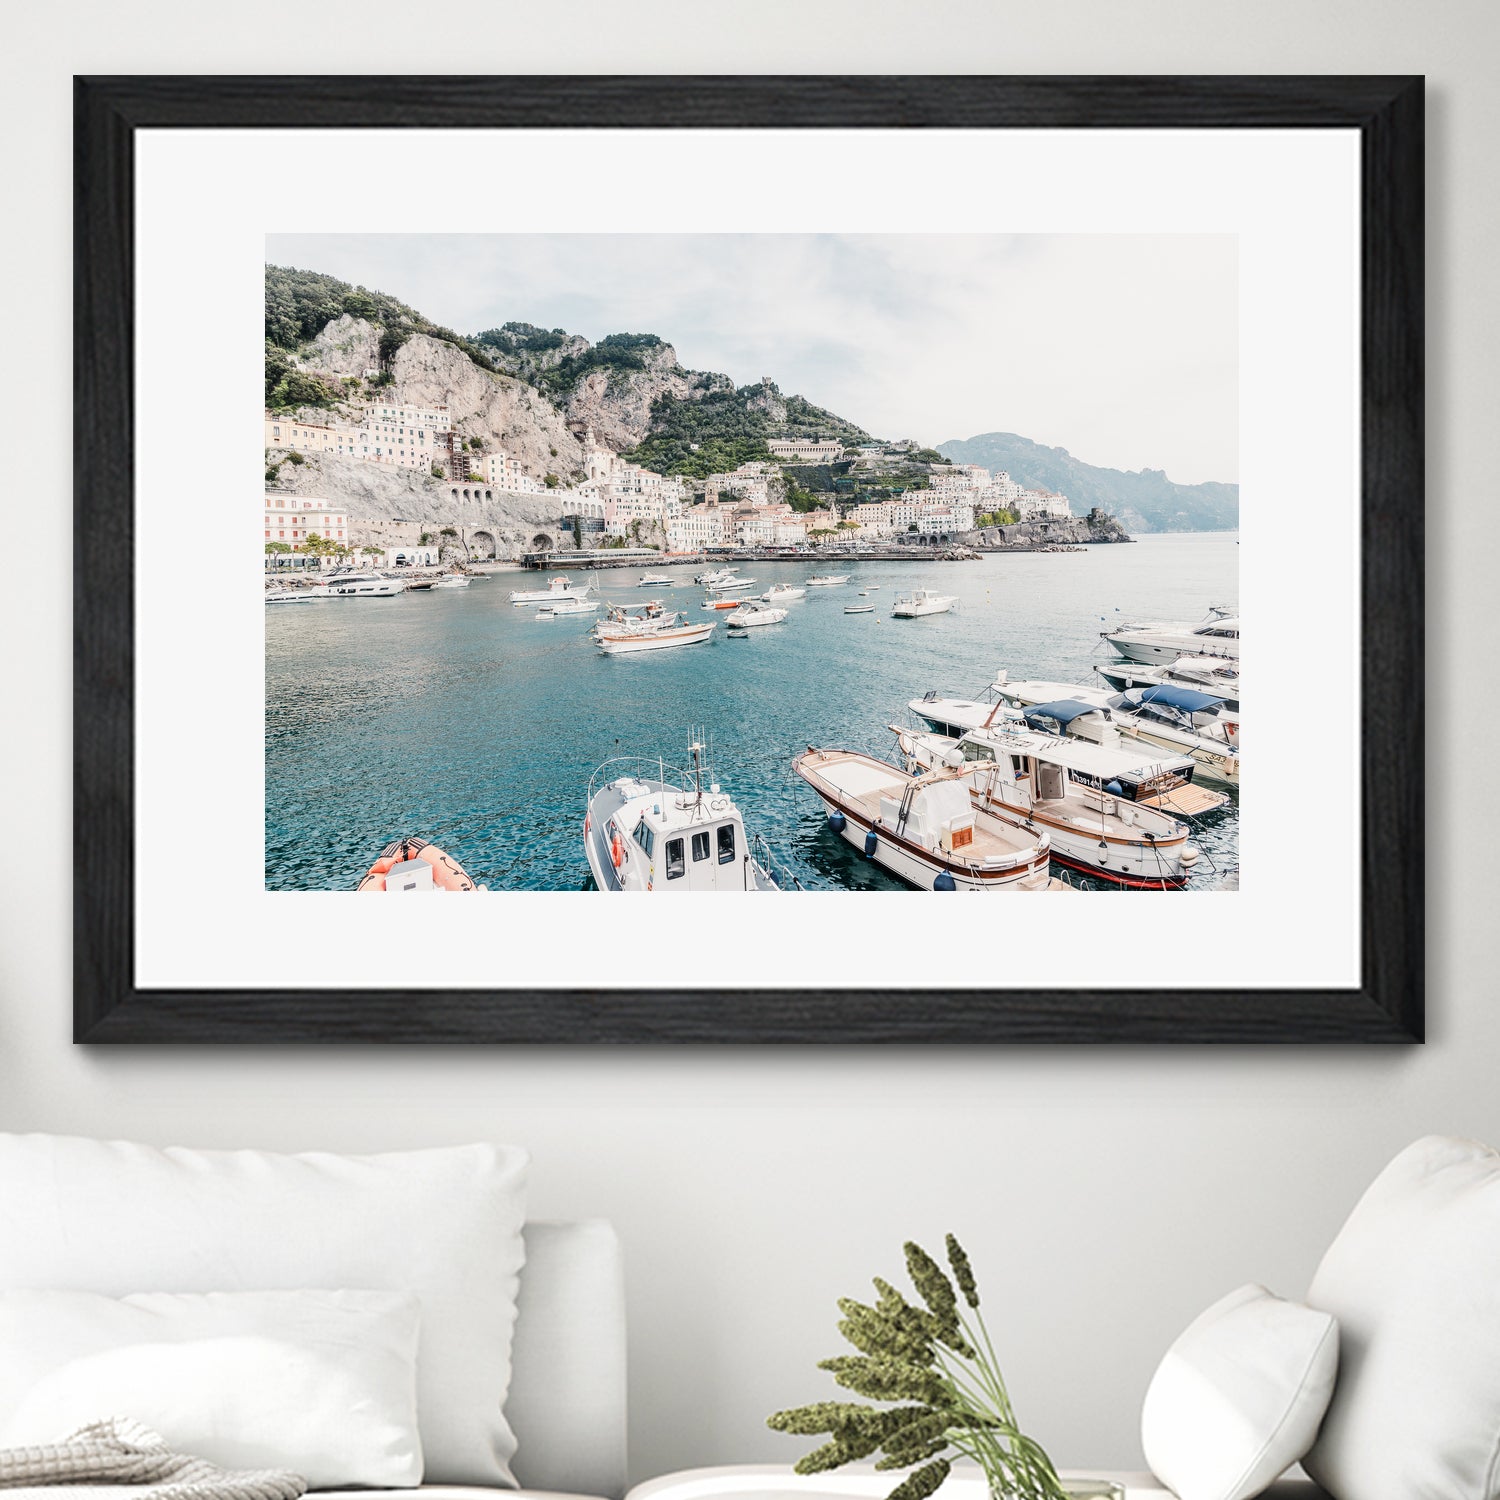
<box><xmin>951</xmin><ymin>724</ymin><xmax>1196</xmax><ymax>806</ymax></box>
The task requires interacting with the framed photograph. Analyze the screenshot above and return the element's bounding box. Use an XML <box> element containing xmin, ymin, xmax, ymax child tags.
<box><xmin>75</xmin><ymin>76</ymin><xmax>1423</xmax><ymax>1043</ymax></box>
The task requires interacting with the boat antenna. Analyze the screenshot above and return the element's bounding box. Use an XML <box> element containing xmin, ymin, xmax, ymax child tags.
<box><xmin>690</xmin><ymin>739</ymin><xmax>705</xmax><ymax>808</ymax></box>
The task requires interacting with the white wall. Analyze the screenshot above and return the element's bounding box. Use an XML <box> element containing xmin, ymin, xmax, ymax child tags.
<box><xmin>2</xmin><ymin>0</ymin><xmax>1496</xmax><ymax>1485</ymax></box>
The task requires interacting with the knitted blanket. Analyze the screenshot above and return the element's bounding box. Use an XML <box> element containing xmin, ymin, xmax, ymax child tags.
<box><xmin>0</xmin><ymin>1419</ymin><xmax>306</xmax><ymax>1500</ymax></box>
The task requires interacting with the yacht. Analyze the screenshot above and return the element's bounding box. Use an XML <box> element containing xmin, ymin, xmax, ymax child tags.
<box><xmin>1094</xmin><ymin>654</ymin><xmax>1243</xmax><ymax>712</ymax></box>
<box><xmin>893</xmin><ymin>721</ymin><xmax>1202</xmax><ymax>889</ymax></box>
<box><xmin>892</xmin><ymin>589</ymin><xmax>957</xmax><ymax>618</ymax></box>
<box><xmin>805</xmin><ymin>574</ymin><xmax>850</xmax><ymax>587</ymax></box>
<box><xmin>793</xmin><ymin>748</ymin><xmax>1058</xmax><ymax>892</ymax></box>
<box><xmin>584</xmin><ymin>744</ymin><xmax>780</xmax><ymax>891</ymax></box>
<box><xmin>637</xmin><ymin>573</ymin><xmax>674</xmax><ymax>587</ymax></box>
<box><xmin>695</xmin><ymin>566</ymin><xmax>739</xmax><ymax>586</ymax></box>
<box><xmin>307</xmin><ymin>572</ymin><xmax>405</xmax><ymax>598</ymax></box>
<box><xmin>509</xmin><ymin>575</ymin><xmax>592</xmax><ymax>607</ymax></box>
<box><xmin>264</xmin><ymin>587</ymin><xmax>322</xmax><ymax>604</ymax></box>
<box><xmin>761</xmin><ymin>584</ymin><xmax>806</xmax><ymax>603</ymax></box>
<box><xmin>535</xmin><ymin>599</ymin><xmax>599</xmax><ymax>618</ymax></box>
<box><xmin>724</xmin><ymin>603</ymin><xmax>788</xmax><ymax>628</ymax></box>
<box><xmin>991</xmin><ymin>677</ymin><xmax>1239</xmax><ymax>789</ymax></box>
<box><xmin>909</xmin><ymin>689</ymin><xmax>1230</xmax><ymax>816</ymax></box>
<box><xmin>597</xmin><ymin>616</ymin><xmax>715</xmax><ymax>654</ymax></box>
<box><xmin>706</xmin><ymin>575</ymin><xmax>757</xmax><ymax>592</ymax></box>
<box><xmin>1102</xmin><ymin>605</ymin><xmax>1240</xmax><ymax>664</ymax></box>
<box><xmin>432</xmin><ymin>574</ymin><xmax>470</xmax><ymax>589</ymax></box>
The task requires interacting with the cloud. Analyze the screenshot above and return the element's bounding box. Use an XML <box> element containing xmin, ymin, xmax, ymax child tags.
<box><xmin>268</xmin><ymin>232</ymin><xmax>1237</xmax><ymax>483</ymax></box>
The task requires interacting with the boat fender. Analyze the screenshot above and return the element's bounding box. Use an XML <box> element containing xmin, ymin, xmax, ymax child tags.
<box><xmin>933</xmin><ymin>872</ymin><xmax>957</xmax><ymax>891</ymax></box>
<box><xmin>611</xmin><ymin>829</ymin><xmax>623</xmax><ymax>869</ymax></box>
<box><xmin>863</xmin><ymin>829</ymin><xmax>878</xmax><ymax>858</ymax></box>
<box><xmin>828</xmin><ymin>811</ymin><xmax>847</xmax><ymax>834</ymax></box>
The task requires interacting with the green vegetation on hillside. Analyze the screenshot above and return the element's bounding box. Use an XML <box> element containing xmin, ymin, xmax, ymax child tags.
<box><xmin>264</xmin><ymin>265</ymin><xmax>497</xmax><ymax>408</ymax></box>
<box><xmin>623</xmin><ymin>388</ymin><xmax>778</xmax><ymax>478</ymax></box>
<box><xmin>534</xmin><ymin>333</ymin><xmax>668</xmax><ymax>396</ymax></box>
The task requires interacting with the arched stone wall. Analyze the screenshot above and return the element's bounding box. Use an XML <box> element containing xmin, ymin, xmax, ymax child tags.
<box><xmin>470</xmin><ymin>530</ymin><xmax>497</xmax><ymax>559</ymax></box>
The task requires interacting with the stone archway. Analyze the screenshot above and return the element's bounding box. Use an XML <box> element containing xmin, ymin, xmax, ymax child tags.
<box><xmin>531</xmin><ymin>533</ymin><xmax>554</xmax><ymax>551</ymax></box>
<box><xmin>470</xmin><ymin>529</ymin><xmax>497</xmax><ymax>560</ymax></box>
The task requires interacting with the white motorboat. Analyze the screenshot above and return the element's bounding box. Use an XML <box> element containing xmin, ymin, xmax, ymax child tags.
<box><xmin>695</xmin><ymin>566</ymin><xmax>739</xmax><ymax>586</ymax></box>
<box><xmin>1094</xmin><ymin>654</ymin><xmax>1243</xmax><ymax>712</ymax></box>
<box><xmin>891</xmin><ymin>589</ymin><xmax>957</xmax><ymax>618</ymax></box>
<box><xmin>909</xmin><ymin>689</ymin><xmax>1231</xmax><ymax>817</ymax></box>
<box><xmin>591</xmin><ymin>602</ymin><xmax>675</xmax><ymax>638</ymax></box>
<box><xmin>536</xmin><ymin>599</ymin><xmax>599</xmax><ymax>618</ymax></box>
<box><xmin>805</xmin><ymin>574</ymin><xmax>850</xmax><ymax>587</ymax></box>
<box><xmin>701</xmin><ymin>595</ymin><xmax>756</xmax><ymax>610</ymax></box>
<box><xmin>707</xmin><ymin>575</ymin><xmax>757</xmax><ymax>592</ymax></box>
<box><xmin>264</xmin><ymin>588</ymin><xmax>322</xmax><ymax>604</ymax></box>
<box><xmin>584</xmin><ymin>744</ymin><xmax>782</xmax><ymax>892</ymax></box>
<box><xmin>844</xmin><ymin>605</ymin><xmax>876</xmax><ymax>615</ymax></box>
<box><xmin>893</xmin><ymin>721</ymin><xmax>1202</xmax><ymax>889</ymax></box>
<box><xmin>1102</xmin><ymin>605</ymin><xmax>1240</xmax><ymax>664</ymax></box>
<box><xmin>988</xmin><ymin>676</ymin><xmax>1240</xmax><ymax>789</ymax></box>
<box><xmin>792</xmin><ymin>748</ymin><xmax>1057</xmax><ymax>892</ymax></box>
<box><xmin>761</xmin><ymin>584</ymin><xmax>806</xmax><ymax>603</ymax></box>
<box><xmin>307</xmin><ymin>572</ymin><xmax>405</xmax><ymax>598</ymax></box>
<box><xmin>432</xmin><ymin>574</ymin><xmax>470</xmax><ymax>589</ymax></box>
<box><xmin>597</xmin><ymin>618</ymin><xmax>716</xmax><ymax>654</ymax></box>
<box><xmin>637</xmin><ymin>573</ymin><xmax>674</xmax><ymax>587</ymax></box>
<box><xmin>724</xmin><ymin>604</ymin><xmax>788</xmax><ymax>628</ymax></box>
<box><xmin>509</xmin><ymin>575</ymin><xmax>592</xmax><ymax>607</ymax></box>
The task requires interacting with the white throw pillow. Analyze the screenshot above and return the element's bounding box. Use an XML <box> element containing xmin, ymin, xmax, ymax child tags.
<box><xmin>0</xmin><ymin>1134</ymin><xmax>528</xmax><ymax>1487</ymax></box>
<box><xmin>0</xmin><ymin>1289</ymin><xmax>421</xmax><ymax>1489</ymax></box>
<box><xmin>1304</xmin><ymin>1135</ymin><xmax>1500</xmax><ymax>1500</ymax></box>
<box><xmin>1141</xmin><ymin>1283</ymin><xmax>1338</xmax><ymax>1500</ymax></box>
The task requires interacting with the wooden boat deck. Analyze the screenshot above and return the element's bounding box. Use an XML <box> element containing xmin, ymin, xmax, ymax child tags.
<box><xmin>1142</xmin><ymin>782</ymin><xmax>1230</xmax><ymax>816</ymax></box>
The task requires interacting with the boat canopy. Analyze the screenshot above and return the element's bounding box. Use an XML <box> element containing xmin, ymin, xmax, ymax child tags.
<box><xmin>1125</xmin><ymin>684</ymin><xmax>1226</xmax><ymax>713</ymax></box>
<box><xmin>1022</xmin><ymin>699</ymin><xmax>1106</xmax><ymax>729</ymax></box>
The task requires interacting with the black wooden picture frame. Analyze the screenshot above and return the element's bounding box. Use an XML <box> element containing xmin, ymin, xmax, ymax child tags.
<box><xmin>74</xmin><ymin>75</ymin><xmax>1424</xmax><ymax>1044</ymax></box>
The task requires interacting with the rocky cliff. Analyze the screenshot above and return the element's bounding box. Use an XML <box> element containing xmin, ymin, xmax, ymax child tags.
<box><xmin>267</xmin><ymin>452</ymin><xmax>574</xmax><ymax>559</ymax></box>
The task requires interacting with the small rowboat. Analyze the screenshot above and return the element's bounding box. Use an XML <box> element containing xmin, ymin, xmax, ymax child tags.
<box><xmin>357</xmin><ymin>837</ymin><xmax>478</xmax><ymax>892</ymax></box>
<box><xmin>844</xmin><ymin>605</ymin><xmax>876</xmax><ymax>614</ymax></box>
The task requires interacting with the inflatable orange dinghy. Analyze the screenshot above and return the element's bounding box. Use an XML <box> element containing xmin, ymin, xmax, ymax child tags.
<box><xmin>356</xmin><ymin>837</ymin><xmax>478</xmax><ymax>892</ymax></box>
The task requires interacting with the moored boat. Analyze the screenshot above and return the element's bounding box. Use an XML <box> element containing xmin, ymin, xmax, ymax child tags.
<box><xmin>584</xmin><ymin>744</ymin><xmax>781</xmax><ymax>890</ymax></box>
<box><xmin>356</xmin><ymin>837</ymin><xmax>480</xmax><ymax>892</ymax></box>
<box><xmin>707</xmin><ymin>575</ymin><xmax>757</xmax><ymax>592</ymax></box>
<box><xmin>724</xmin><ymin>603</ymin><xmax>788</xmax><ymax>628</ymax></box>
<box><xmin>307</xmin><ymin>571</ymin><xmax>405</xmax><ymax>598</ymax></box>
<box><xmin>638</xmin><ymin>573</ymin><xmax>674</xmax><ymax>586</ymax></box>
<box><xmin>264</xmin><ymin>588</ymin><xmax>322</xmax><ymax>604</ymax></box>
<box><xmin>510</xmin><ymin>575</ymin><xmax>591</xmax><ymax>607</ymax></box>
<box><xmin>432</xmin><ymin>574</ymin><xmax>470</xmax><ymax>589</ymax></box>
<box><xmin>792</xmin><ymin>747</ymin><xmax>1057</xmax><ymax>891</ymax></box>
<box><xmin>805</xmin><ymin>574</ymin><xmax>850</xmax><ymax>587</ymax></box>
<box><xmin>536</xmin><ymin>598</ymin><xmax>599</xmax><ymax>618</ymax></box>
<box><xmin>892</xmin><ymin>588</ymin><xmax>957</xmax><ymax>618</ymax></box>
<box><xmin>701</xmin><ymin>595</ymin><xmax>755</xmax><ymax>610</ymax></box>
<box><xmin>1102</xmin><ymin>605</ymin><xmax>1240</xmax><ymax>664</ymax></box>
<box><xmin>695</xmin><ymin>566</ymin><xmax>739</xmax><ymax>586</ymax></box>
<box><xmin>893</xmin><ymin>722</ymin><xmax>1202</xmax><ymax>889</ymax></box>
<box><xmin>844</xmin><ymin>605</ymin><xmax>876</xmax><ymax>614</ymax></box>
<box><xmin>597</xmin><ymin>618</ymin><xmax>715</xmax><ymax>654</ymax></box>
<box><xmin>1094</xmin><ymin>654</ymin><xmax>1243</xmax><ymax>712</ymax></box>
<box><xmin>761</xmin><ymin>584</ymin><xmax>806</xmax><ymax>602</ymax></box>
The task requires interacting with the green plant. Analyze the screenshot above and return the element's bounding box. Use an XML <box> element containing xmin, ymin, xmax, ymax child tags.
<box><xmin>439</xmin><ymin>527</ymin><xmax>458</xmax><ymax>537</ymax></box>
<box><xmin>265</xmin><ymin>464</ymin><xmax>281</xmax><ymax>483</ymax></box>
<box><xmin>285</xmin><ymin>450</ymin><xmax>305</xmax><ymax>466</ymax></box>
<box><xmin>544</xmin><ymin>473</ymin><xmax>560</xmax><ymax>489</ymax></box>
<box><xmin>432</xmin><ymin>464</ymin><xmax>446</xmax><ymax>479</ymax></box>
<box><xmin>768</xmin><ymin>1238</ymin><xmax>1066</xmax><ymax>1500</ymax></box>
<box><xmin>419</xmin><ymin>531</ymin><xmax>433</xmax><ymax>546</ymax></box>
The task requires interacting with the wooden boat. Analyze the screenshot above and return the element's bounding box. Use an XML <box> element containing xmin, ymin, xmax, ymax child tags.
<box><xmin>844</xmin><ymin>605</ymin><xmax>876</xmax><ymax>614</ymax></box>
<box><xmin>792</xmin><ymin>747</ymin><xmax>1057</xmax><ymax>891</ymax></box>
<box><xmin>597</xmin><ymin>619</ymin><xmax>715</xmax><ymax>654</ymax></box>
<box><xmin>356</xmin><ymin>837</ymin><xmax>478</xmax><ymax>892</ymax></box>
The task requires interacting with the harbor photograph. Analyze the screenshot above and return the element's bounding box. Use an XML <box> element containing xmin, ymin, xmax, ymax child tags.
<box><xmin>263</xmin><ymin>233</ymin><xmax>1239</xmax><ymax>895</ymax></box>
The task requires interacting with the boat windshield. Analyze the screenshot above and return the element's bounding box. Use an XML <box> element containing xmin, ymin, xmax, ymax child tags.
<box><xmin>717</xmin><ymin>823</ymin><xmax>736</xmax><ymax>864</ymax></box>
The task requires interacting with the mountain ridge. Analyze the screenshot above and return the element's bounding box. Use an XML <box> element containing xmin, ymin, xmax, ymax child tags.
<box><xmin>938</xmin><ymin>431</ymin><xmax>1238</xmax><ymax>534</ymax></box>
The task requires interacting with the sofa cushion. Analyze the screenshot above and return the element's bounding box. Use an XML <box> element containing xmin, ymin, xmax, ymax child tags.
<box><xmin>0</xmin><ymin>1134</ymin><xmax>527</xmax><ymax>1488</ymax></box>
<box><xmin>1304</xmin><ymin>1135</ymin><xmax>1500</xmax><ymax>1500</ymax></box>
<box><xmin>1141</xmin><ymin>1284</ymin><xmax>1337</xmax><ymax>1500</ymax></box>
<box><xmin>508</xmin><ymin>1221</ymin><xmax>627</xmax><ymax>1498</ymax></box>
<box><xmin>0</xmin><ymin>1288</ymin><xmax>422</xmax><ymax>1488</ymax></box>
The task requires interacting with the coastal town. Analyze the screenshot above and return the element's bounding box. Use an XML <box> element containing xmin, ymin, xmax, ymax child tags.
<box><xmin>264</xmin><ymin>401</ymin><xmax>1091</xmax><ymax>571</ymax></box>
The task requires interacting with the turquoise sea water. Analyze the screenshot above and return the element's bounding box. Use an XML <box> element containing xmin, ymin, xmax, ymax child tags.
<box><xmin>265</xmin><ymin>532</ymin><xmax>1238</xmax><ymax>891</ymax></box>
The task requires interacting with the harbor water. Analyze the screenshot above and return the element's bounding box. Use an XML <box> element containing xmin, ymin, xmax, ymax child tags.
<box><xmin>265</xmin><ymin>532</ymin><xmax>1239</xmax><ymax>891</ymax></box>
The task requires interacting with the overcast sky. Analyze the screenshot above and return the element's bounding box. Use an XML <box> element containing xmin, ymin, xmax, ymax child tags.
<box><xmin>268</xmin><ymin>233</ymin><xmax>1237</xmax><ymax>484</ymax></box>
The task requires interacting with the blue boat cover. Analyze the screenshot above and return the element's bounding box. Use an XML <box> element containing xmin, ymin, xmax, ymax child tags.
<box><xmin>1127</xmin><ymin>684</ymin><xmax>1225</xmax><ymax>713</ymax></box>
<box><xmin>1022</xmin><ymin>699</ymin><xmax>1105</xmax><ymax>729</ymax></box>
